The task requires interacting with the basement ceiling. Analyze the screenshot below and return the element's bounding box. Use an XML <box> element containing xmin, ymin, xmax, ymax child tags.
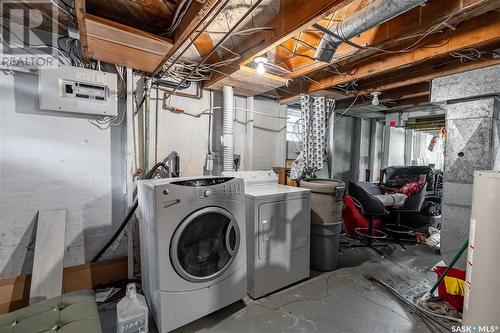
<box><xmin>5</xmin><ymin>0</ymin><xmax>499</xmax><ymax>108</ymax></box>
<box><xmin>85</xmin><ymin>0</ymin><xmax>182</xmax><ymax>35</ymax></box>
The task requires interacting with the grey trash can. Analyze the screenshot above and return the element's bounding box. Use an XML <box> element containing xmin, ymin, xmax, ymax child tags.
<box><xmin>310</xmin><ymin>221</ymin><xmax>343</xmax><ymax>271</ymax></box>
<box><xmin>300</xmin><ymin>179</ymin><xmax>346</xmax><ymax>224</ymax></box>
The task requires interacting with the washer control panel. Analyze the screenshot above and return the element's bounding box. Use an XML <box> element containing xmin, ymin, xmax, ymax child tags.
<box><xmin>195</xmin><ymin>179</ymin><xmax>243</xmax><ymax>201</ymax></box>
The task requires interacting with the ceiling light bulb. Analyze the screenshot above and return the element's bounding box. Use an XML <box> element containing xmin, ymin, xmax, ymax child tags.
<box><xmin>256</xmin><ymin>62</ymin><xmax>266</xmax><ymax>75</ymax></box>
<box><xmin>371</xmin><ymin>92</ymin><xmax>381</xmax><ymax>106</ymax></box>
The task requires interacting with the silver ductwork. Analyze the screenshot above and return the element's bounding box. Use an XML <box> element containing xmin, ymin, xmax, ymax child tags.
<box><xmin>222</xmin><ymin>86</ymin><xmax>235</xmax><ymax>172</ymax></box>
<box><xmin>315</xmin><ymin>0</ymin><xmax>426</xmax><ymax>63</ymax></box>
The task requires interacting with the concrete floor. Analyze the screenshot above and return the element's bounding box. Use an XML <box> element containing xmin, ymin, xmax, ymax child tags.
<box><xmin>99</xmin><ymin>243</ymin><xmax>447</xmax><ymax>333</ymax></box>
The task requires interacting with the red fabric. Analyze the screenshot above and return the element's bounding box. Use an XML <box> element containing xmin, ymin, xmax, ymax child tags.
<box><xmin>384</xmin><ymin>181</ymin><xmax>424</xmax><ymax>196</ymax></box>
<box><xmin>398</xmin><ymin>182</ymin><xmax>423</xmax><ymax>196</ymax></box>
<box><xmin>434</xmin><ymin>266</ymin><xmax>466</xmax><ymax>312</ymax></box>
<box><xmin>342</xmin><ymin>195</ymin><xmax>382</xmax><ymax>237</ymax></box>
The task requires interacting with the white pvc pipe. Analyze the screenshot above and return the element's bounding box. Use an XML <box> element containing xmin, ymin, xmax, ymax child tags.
<box><xmin>245</xmin><ymin>96</ymin><xmax>254</xmax><ymax>171</ymax></box>
<box><xmin>222</xmin><ymin>86</ymin><xmax>234</xmax><ymax>172</ymax></box>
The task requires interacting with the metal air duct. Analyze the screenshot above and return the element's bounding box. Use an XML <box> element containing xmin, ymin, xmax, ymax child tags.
<box><xmin>315</xmin><ymin>0</ymin><xmax>426</xmax><ymax>63</ymax></box>
<box><xmin>222</xmin><ymin>86</ymin><xmax>235</xmax><ymax>172</ymax></box>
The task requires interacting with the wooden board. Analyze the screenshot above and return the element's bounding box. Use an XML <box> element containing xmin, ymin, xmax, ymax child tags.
<box><xmin>84</xmin><ymin>14</ymin><xmax>173</xmax><ymax>73</ymax></box>
<box><xmin>85</xmin><ymin>0</ymin><xmax>178</xmax><ymax>35</ymax></box>
<box><xmin>208</xmin><ymin>65</ymin><xmax>288</xmax><ymax>96</ymax></box>
<box><xmin>29</xmin><ymin>209</ymin><xmax>66</xmax><ymax>304</ymax></box>
<box><xmin>281</xmin><ymin>11</ymin><xmax>500</xmax><ymax>100</ymax></box>
<box><xmin>0</xmin><ymin>257</ymin><xmax>128</xmax><ymax>314</ymax></box>
<box><xmin>202</xmin><ymin>0</ymin><xmax>352</xmax><ymax>88</ymax></box>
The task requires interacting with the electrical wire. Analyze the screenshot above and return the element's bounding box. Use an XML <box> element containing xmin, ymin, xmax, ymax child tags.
<box><xmin>333</xmin><ymin>95</ymin><xmax>359</xmax><ymax>123</ymax></box>
<box><xmin>165</xmin><ymin>0</ymin><xmax>193</xmax><ymax>36</ymax></box>
<box><xmin>0</xmin><ymin>24</ymin><xmax>71</xmax><ymax>65</ymax></box>
<box><xmin>50</xmin><ymin>0</ymin><xmax>75</xmax><ymax>18</ymax></box>
<box><xmin>450</xmin><ymin>48</ymin><xmax>482</xmax><ymax>63</ymax></box>
<box><xmin>162</xmin><ymin>0</ymin><xmax>264</xmax><ymax>100</ymax></box>
<box><xmin>162</xmin><ymin>26</ymin><xmax>275</xmax><ymax>83</ymax></box>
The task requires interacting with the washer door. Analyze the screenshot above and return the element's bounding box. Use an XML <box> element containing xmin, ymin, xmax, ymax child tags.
<box><xmin>170</xmin><ymin>207</ymin><xmax>240</xmax><ymax>283</ymax></box>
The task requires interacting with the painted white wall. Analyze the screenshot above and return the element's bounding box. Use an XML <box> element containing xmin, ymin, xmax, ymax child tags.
<box><xmin>0</xmin><ymin>71</ymin><xmax>127</xmax><ymax>278</ymax></box>
<box><xmin>383</xmin><ymin>126</ymin><xmax>406</xmax><ymax>168</ymax></box>
<box><xmin>151</xmin><ymin>88</ymin><xmax>211</xmax><ymax>176</ymax></box>
<box><xmin>150</xmin><ymin>89</ymin><xmax>286</xmax><ymax>175</ymax></box>
<box><xmin>0</xmin><ymin>72</ymin><xmax>287</xmax><ymax>279</ymax></box>
<box><xmin>332</xmin><ymin>116</ymin><xmax>356</xmax><ymax>181</ymax></box>
<box><xmin>252</xmin><ymin>99</ymin><xmax>286</xmax><ymax>170</ymax></box>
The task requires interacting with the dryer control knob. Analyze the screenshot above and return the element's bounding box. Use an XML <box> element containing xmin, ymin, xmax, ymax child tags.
<box><xmin>203</xmin><ymin>190</ymin><xmax>212</xmax><ymax>197</ymax></box>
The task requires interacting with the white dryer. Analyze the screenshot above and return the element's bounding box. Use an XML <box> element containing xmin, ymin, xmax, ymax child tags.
<box><xmin>223</xmin><ymin>171</ymin><xmax>311</xmax><ymax>299</ymax></box>
<box><xmin>137</xmin><ymin>176</ymin><xmax>246</xmax><ymax>332</ymax></box>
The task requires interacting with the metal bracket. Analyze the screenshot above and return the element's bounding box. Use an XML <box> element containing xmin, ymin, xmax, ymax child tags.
<box><xmin>313</xmin><ymin>23</ymin><xmax>365</xmax><ymax>50</ymax></box>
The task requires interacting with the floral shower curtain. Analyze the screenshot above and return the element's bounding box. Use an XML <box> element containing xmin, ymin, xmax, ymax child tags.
<box><xmin>291</xmin><ymin>95</ymin><xmax>334</xmax><ymax>180</ymax></box>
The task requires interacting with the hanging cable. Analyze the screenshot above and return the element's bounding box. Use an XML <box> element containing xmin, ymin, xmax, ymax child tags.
<box><xmin>333</xmin><ymin>95</ymin><xmax>359</xmax><ymax>123</ymax></box>
<box><xmin>162</xmin><ymin>0</ymin><xmax>265</xmax><ymax>101</ymax></box>
<box><xmin>91</xmin><ymin>161</ymin><xmax>169</xmax><ymax>263</ymax></box>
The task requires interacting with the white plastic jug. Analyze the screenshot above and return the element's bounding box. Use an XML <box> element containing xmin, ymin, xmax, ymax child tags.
<box><xmin>117</xmin><ymin>283</ymin><xmax>149</xmax><ymax>333</ymax></box>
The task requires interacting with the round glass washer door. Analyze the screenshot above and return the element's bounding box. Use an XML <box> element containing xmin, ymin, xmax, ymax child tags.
<box><xmin>170</xmin><ymin>207</ymin><xmax>240</xmax><ymax>283</ymax></box>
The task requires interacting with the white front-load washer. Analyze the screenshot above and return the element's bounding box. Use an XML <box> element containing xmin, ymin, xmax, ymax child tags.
<box><xmin>223</xmin><ymin>171</ymin><xmax>311</xmax><ymax>299</ymax></box>
<box><xmin>137</xmin><ymin>176</ymin><xmax>246</xmax><ymax>332</ymax></box>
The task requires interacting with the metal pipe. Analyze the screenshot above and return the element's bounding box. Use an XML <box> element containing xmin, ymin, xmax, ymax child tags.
<box><xmin>315</xmin><ymin>0</ymin><xmax>426</xmax><ymax>63</ymax></box>
<box><xmin>245</xmin><ymin>96</ymin><xmax>254</xmax><ymax>171</ymax></box>
<box><xmin>223</xmin><ymin>86</ymin><xmax>235</xmax><ymax>172</ymax></box>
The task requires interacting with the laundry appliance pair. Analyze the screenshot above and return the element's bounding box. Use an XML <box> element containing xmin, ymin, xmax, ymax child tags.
<box><xmin>138</xmin><ymin>172</ymin><xmax>310</xmax><ymax>332</ymax></box>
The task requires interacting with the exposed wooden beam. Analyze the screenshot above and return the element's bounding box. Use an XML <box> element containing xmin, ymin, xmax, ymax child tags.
<box><xmin>74</xmin><ymin>0</ymin><xmax>89</xmax><ymax>61</ymax></box>
<box><xmin>388</xmin><ymin>95</ymin><xmax>430</xmax><ymax>108</ymax></box>
<box><xmin>203</xmin><ymin>0</ymin><xmax>353</xmax><ymax>90</ymax></box>
<box><xmin>287</xmin><ymin>0</ymin><xmax>500</xmax><ymax>78</ymax></box>
<box><xmin>153</xmin><ymin>0</ymin><xmax>224</xmax><ymax>75</ymax></box>
<box><xmin>85</xmin><ymin>15</ymin><xmax>173</xmax><ymax>73</ymax></box>
<box><xmin>192</xmin><ymin>32</ymin><xmax>219</xmax><ymax>63</ymax></box>
<box><xmin>335</xmin><ymin>82</ymin><xmax>430</xmax><ymax>108</ymax></box>
<box><xmin>360</xmin><ymin>57</ymin><xmax>500</xmax><ymax>94</ymax></box>
<box><xmin>281</xmin><ymin>12</ymin><xmax>500</xmax><ymax>100</ymax></box>
<box><xmin>208</xmin><ymin>65</ymin><xmax>288</xmax><ymax>97</ymax></box>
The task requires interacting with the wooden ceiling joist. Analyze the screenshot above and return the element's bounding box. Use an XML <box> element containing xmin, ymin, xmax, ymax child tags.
<box><xmin>84</xmin><ymin>15</ymin><xmax>173</xmax><ymax>73</ymax></box>
<box><xmin>334</xmin><ymin>82</ymin><xmax>430</xmax><ymax>109</ymax></box>
<box><xmin>202</xmin><ymin>0</ymin><xmax>353</xmax><ymax>90</ymax></box>
<box><xmin>208</xmin><ymin>66</ymin><xmax>288</xmax><ymax>97</ymax></box>
<box><xmin>152</xmin><ymin>0</ymin><xmax>225</xmax><ymax>75</ymax></box>
<box><xmin>285</xmin><ymin>0</ymin><xmax>500</xmax><ymax>78</ymax></box>
<box><xmin>360</xmin><ymin>57</ymin><xmax>500</xmax><ymax>94</ymax></box>
<box><xmin>74</xmin><ymin>0</ymin><xmax>89</xmax><ymax>61</ymax></box>
<box><xmin>280</xmin><ymin>11</ymin><xmax>500</xmax><ymax>101</ymax></box>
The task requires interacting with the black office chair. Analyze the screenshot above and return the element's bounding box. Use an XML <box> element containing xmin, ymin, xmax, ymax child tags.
<box><xmin>384</xmin><ymin>183</ymin><xmax>427</xmax><ymax>249</ymax></box>
<box><xmin>347</xmin><ymin>182</ymin><xmax>389</xmax><ymax>253</ymax></box>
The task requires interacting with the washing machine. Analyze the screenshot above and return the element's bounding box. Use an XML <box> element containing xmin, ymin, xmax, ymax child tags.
<box><xmin>137</xmin><ymin>176</ymin><xmax>246</xmax><ymax>332</ymax></box>
<box><xmin>223</xmin><ymin>170</ymin><xmax>311</xmax><ymax>299</ymax></box>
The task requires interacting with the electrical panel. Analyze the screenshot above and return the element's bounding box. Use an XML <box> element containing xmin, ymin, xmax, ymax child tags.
<box><xmin>39</xmin><ymin>65</ymin><xmax>118</xmax><ymax>116</ymax></box>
